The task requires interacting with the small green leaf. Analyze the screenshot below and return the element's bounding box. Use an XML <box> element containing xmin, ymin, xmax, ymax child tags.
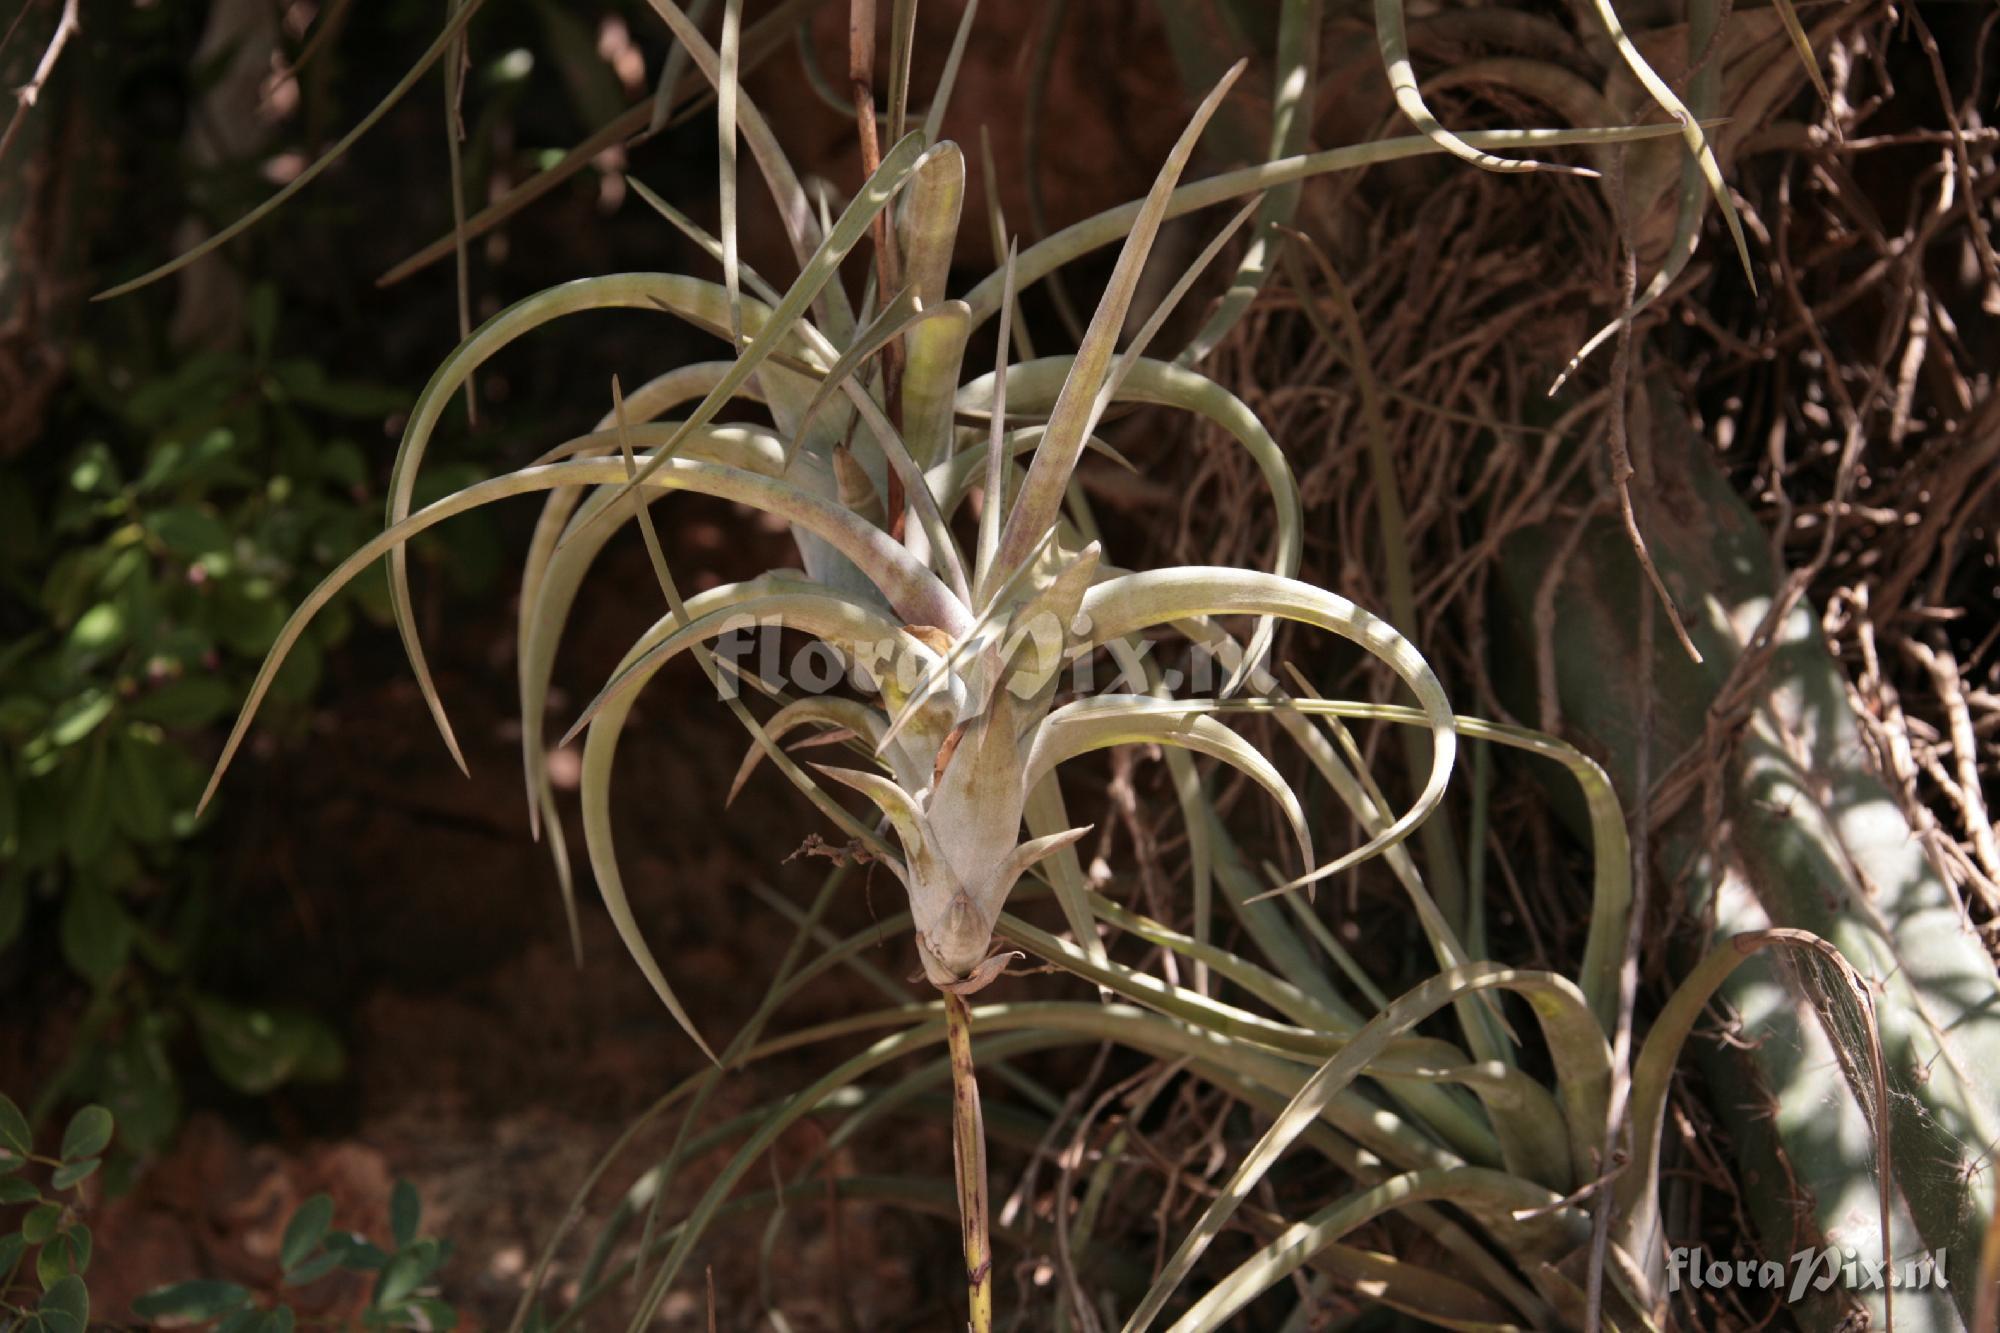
<box><xmin>59</xmin><ymin>1106</ymin><xmax>112</xmax><ymax>1162</ymax></box>
<box><xmin>66</xmin><ymin>442</ymin><xmax>121</xmax><ymax>496</ymax></box>
<box><xmin>135</xmin><ymin>438</ymin><xmax>189</xmax><ymax>493</ymax></box>
<box><xmin>282</xmin><ymin>1249</ymin><xmax>342</xmax><ymax>1286</ymax></box>
<box><xmin>35</xmin><ymin>1232</ymin><xmax>75</xmax><ymax>1287</ymax></box>
<box><xmin>0</xmin><ymin>1093</ymin><xmax>30</xmax><ymax>1166</ymax></box>
<box><xmin>375</xmin><ymin>1249</ymin><xmax>427</xmax><ymax>1307</ymax></box>
<box><xmin>22</xmin><ymin>1201</ymin><xmax>61</xmax><ymax>1244</ymax></box>
<box><xmin>132</xmin><ymin>1279</ymin><xmax>255</xmax><ymax>1322</ymax></box>
<box><xmin>66</xmin><ymin>603</ymin><xmax>125</xmax><ymax>656</ymax></box>
<box><xmin>50</xmin><ymin>1158</ymin><xmax>99</xmax><ymax>1191</ymax></box>
<box><xmin>47</xmin><ymin>690</ymin><xmax>114</xmax><ymax>748</ymax></box>
<box><xmin>0</xmin><ymin>1231</ymin><xmax>27</xmax><ymax>1272</ymax></box>
<box><xmin>60</xmin><ymin>882</ymin><xmax>133</xmax><ymax>987</ymax></box>
<box><xmin>0</xmin><ymin>1176</ymin><xmax>39</xmax><ymax>1203</ymax></box>
<box><xmin>62</xmin><ymin>1224</ymin><xmax>90</xmax><ymax>1275</ymax></box>
<box><xmin>34</xmin><ymin>1273</ymin><xmax>88</xmax><ymax>1333</ymax></box>
<box><xmin>145</xmin><ymin>506</ymin><xmax>233</xmax><ymax>561</ymax></box>
<box><xmin>281</xmin><ymin>1193</ymin><xmax>334</xmax><ymax>1272</ymax></box>
<box><xmin>389</xmin><ymin>1180</ymin><xmax>419</xmax><ymax>1249</ymax></box>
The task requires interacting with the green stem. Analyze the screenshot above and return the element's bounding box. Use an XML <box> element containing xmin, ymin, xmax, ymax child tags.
<box><xmin>942</xmin><ymin>990</ymin><xmax>993</xmax><ymax>1333</ymax></box>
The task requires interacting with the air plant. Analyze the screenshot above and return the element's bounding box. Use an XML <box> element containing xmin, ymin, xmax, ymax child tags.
<box><xmin>170</xmin><ymin>2</ymin><xmax>1896</xmax><ymax>1328</ymax></box>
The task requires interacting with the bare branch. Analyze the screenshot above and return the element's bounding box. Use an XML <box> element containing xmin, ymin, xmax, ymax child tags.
<box><xmin>0</xmin><ymin>0</ymin><xmax>80</xmax><ymax>168</ymax></box>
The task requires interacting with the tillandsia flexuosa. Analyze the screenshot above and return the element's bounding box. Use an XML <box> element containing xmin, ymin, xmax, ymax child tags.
<box><xmin>169</xmin><ymin>2</ymin><xmax>1903</xmax><ymax>1328</ymax></box>
<box><xmin>188</xmin><ymin>44</ymin><xmax>1708</xmax><ymax>1025</ymax></box>
<box><xmin>194</xmin><ymin>48</ymin><xmax>1616</xmax><ymax>1029</ymax></box>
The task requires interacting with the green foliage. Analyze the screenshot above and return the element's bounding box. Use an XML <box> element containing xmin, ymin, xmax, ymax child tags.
<box><xmin>0</xmin><ymin>1091</ymin><xmax>457</xmax><ymax>1331</ymax></box>
<box><xmin>0</xmin><ymin>1097</ymin><xmax>111</xmax><ymax>1325</ymax></box>
<box><xmin>136</xmin><ymin>1182</ymin><xmax>459</xmax><ymax>1332</ymax></box>
<box><xmin>0</xmin><ymin>285</ymin><xmax>432</xmax><ymax>1150</ymax></box>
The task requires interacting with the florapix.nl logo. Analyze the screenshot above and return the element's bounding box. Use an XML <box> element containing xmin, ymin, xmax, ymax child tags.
<box><xmin>1667</xmin><ymin>1246</ymin><xmax>1949</xmax><ymax>1302</ymax></box>
<box><xmin>704</xmin><ymin>610</ymin><xmax>1259</xmax><ymax>705</ymax></box>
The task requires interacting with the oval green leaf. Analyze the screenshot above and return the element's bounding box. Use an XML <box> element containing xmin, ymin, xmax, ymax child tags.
<box><xmin>281</xmin><ymin>1193</ymin><xmax>334</xmax><ymax>1272</ymax></box>
<box><xmin>58</xmin><ymin>1106</ymin><xmax>111</xmax><ymax>1163</ymax></box>
<box><xmin>49</xmin><ymin>1158</ymin><xmax>98</xmax><ymax>1191</ymax></box>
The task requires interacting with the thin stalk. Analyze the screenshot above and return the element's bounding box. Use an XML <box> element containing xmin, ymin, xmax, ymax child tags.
<box><xmin>443</xmin><ymin>0</ymin><xmax>477</xmax><ymax>426</ymax></box>
<box><xmin>943</xmin><ymin>990</ymin><xmax>993</xmax><ymax>1333</ymax></box>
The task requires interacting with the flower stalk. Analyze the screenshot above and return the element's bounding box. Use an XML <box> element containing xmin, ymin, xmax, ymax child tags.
<box><xmin>942</xmin><ymin>989</ymin><xmax>993</xmax><ymax>1333</ymax></box>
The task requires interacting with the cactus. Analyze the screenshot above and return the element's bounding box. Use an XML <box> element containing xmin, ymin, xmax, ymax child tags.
<box><xmin>1495</xmin><ymin>377</ymin><xmax>2000</xmax><ymax>1330</ymax></box>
